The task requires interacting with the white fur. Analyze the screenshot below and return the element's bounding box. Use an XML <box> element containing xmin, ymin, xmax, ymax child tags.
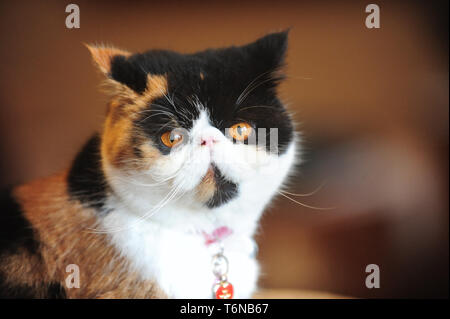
<box><xmin>100</xmin><ymin>110</ymin><xmax>297</xmax><ymax>298</ymax></box>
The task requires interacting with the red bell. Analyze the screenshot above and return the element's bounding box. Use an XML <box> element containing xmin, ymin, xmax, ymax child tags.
<box><xmin>215</xmin><ymin>281</ymin><xmax>234</xmax><ymax>299</ymax></box>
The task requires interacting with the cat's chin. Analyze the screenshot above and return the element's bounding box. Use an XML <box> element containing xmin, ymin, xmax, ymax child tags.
<box><xmin>193</xmin><ymin>164</ymin><xmax>216</xmax><ymax>202</ymax></box>
<box><xmin>201</xmin><ymin>164</ymin><xmax>214</xmax><ymax>180</ymax></box>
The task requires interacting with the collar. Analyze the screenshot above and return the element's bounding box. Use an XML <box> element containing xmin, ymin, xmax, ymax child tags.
<box><xmin>199</xmin><ymin>226</ymin><xmax>234</xmax><ymax>299</ymax></box>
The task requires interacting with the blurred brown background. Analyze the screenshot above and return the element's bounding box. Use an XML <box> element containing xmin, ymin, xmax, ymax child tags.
<box><xmin>0</xmin><ymin>0</ymin><xmax>448</xmax><ymax>298</ymax></box>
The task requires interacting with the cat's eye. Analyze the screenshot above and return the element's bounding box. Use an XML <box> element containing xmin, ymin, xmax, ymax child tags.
<box><xmin>161</xmin><ymin>131</ymin><xmax>183</xmax><ymax>147</ymax></box>
<box><xmin>228</xmin><ymin>122</ymin><xmax>253</xmax><ymax>141</ymax></box>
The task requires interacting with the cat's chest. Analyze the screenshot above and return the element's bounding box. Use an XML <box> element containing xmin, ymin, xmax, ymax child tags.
<box><xmin>102</xmin><ymin>214</ymin><xmax>259</xmax><ymax>298</ymax></box>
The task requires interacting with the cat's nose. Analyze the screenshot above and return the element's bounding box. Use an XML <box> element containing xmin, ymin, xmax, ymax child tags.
<box><xmin>200</xmin><ymin>136</ymin><xmax>217</xmax><ymax>147</ymax></box>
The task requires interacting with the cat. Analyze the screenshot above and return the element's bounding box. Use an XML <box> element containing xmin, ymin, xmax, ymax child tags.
<box><xmin>0</xmin><ymin>31</ymin><xmax>297</xmax><ymax>298</ymax></box>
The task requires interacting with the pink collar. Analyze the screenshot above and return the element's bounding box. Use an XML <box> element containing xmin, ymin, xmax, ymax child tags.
<box><xmin>201</xmin><ymin>226</ymin><xmax>233</xmax><ymax>246</ymax></box>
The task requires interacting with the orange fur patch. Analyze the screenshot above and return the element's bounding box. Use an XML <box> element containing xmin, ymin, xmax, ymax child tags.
<box><xmin>101</xmin><ymin>74</ymin><xmax>169</xmax><ymax>170</ymax></box>
<box><xmin>196</xmin><ymin>166</ymin><xmax>216</xmax><ymax>202</ymax></box>
<box><xmin>144</xmin><ymin>74</ymin><xmax>168</xmax><ymax>101</ymax></box>
<box><xmin>101</xmin><ymin>115</ymin><xmax>134</xmax><ymax>168</ymax></box>
<box><xmin>139</xmin><ymin>142</ymin><xmax>161</xmax><ymax>162</ymax></box>
<box><xmin>132</xmin><ymin>74</ymin><xmax>169</xmax><ymax>111</ymax></box>
<box><xmin>11</xmin><ymin>172</ymin><xmax>166</xmax><ymax>298</ymax></box>
<box><xmin>86</xmin><ymin>44</ymin><xmax>131</xmax><ymax>75</ymax></box>
<box><xmin>0</xmin><ymin>248</ymin><xmax>51</xmax><ymax>297</ymax></box>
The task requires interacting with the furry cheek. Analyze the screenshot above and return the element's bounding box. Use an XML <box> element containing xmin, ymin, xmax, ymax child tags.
<box><xmin>168</xmin><ymin>145</ymin><xmax>212</xmax><ymax>192</ymax></box>
<box><xmin>210</xmin><ymin>141</ymin><xmax>262</xmax><ymax>183</ymax></box>
<box><xmin>101</xmin><ymin>117</ymin><xmax>135</xmax><ymax>169</ymax></box>
<box><xmin>135</xmin><ymin>142</ymin><xmax>162</xmax><ymax>170</ymax></box>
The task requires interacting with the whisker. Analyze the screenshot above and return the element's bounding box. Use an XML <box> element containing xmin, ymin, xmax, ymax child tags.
<box><xmin>280</xmin><ymin>181</ymin><xmax>327</xmax><ymax>197</ymax></box>
<box><xmin>126</xmin><ymin>183</ymin><xmax>185</xmax><ymax>231</ymax></box>
<box><xmin>86</xmin><ymin>158</ymin><xmax>189</xmax><ymax>233</ymax></box>
<box><xmin>277</xmin><ymin>191</ymin><xmax>335</xmax><ymax>211</ymax></box>
<box><xmin>237</xmin><ymin>105</ymin><xmax>279</xmax><ymax>113</ymax></box>
<box><xmin>235</xmin><ymin>70</ymin><xmax>274</xmax><ymax>106</ymax></box>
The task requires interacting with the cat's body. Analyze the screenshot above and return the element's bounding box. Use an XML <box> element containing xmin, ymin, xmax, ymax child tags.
<box><xmin>2</xmin><ymin>171</ymin><xmax>162</xmax><ymax>298</ymax></box>
<box><xmin>0</xmin><ymin>32</ymin><xmax>297</xmax><ymax>298</ymax></box>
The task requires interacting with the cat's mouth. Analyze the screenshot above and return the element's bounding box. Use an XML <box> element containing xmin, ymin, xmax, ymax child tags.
<box><xmin>195</xmin><ymin>163</ymin><xmax>239</xmax><ymax>208</ymax></box>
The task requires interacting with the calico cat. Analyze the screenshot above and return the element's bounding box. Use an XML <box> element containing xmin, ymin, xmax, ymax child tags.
<box><xmin>0</xmin><ymin>31</ymin><xmax>297</xmax><ymax>298</ymax></box>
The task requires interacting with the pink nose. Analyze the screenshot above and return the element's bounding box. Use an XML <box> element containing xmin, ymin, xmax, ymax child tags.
<box><xmin>200</xmin><ymin>136</ymin><xmax>217</xmax><ymax>147</ymax></box>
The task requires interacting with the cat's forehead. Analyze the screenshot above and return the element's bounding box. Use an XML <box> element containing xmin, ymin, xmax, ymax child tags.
<box><xmin>113</xmin><ymin>48</ymin><xmax>271</xmax><ymax>124</ymax></box>
<box><xmin>111</xmin><ymin>48</ymin><xmax>254</xmax><ymax>98</ymax></box>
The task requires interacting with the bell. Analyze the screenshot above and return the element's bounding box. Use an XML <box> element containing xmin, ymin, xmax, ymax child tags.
<box><xmin>213</xmin><ymin>280</ymin><xmax>234</xmax><ymax>299</ymax></box>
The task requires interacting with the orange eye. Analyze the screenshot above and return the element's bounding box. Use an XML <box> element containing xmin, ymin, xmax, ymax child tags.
<box><xmin>228</xmin><ymin>122</ymin><xmax>253</xmax><ymax>141</ymax></box>
<box><xmin>161</xmin><ymin>131</ymin><xmax>183</xmax><ymax>147</ymax></box>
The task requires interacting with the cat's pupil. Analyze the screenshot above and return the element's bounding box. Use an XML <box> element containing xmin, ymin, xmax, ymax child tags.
<box><xmin>170</xmin><ymin>133</ymin><xmax>180</xmax><ymax>143</ymax></box>
<box><xmin>237</xmin><ymin>126</ymin><xmax>243</xmax><ymax>135</ymax></box>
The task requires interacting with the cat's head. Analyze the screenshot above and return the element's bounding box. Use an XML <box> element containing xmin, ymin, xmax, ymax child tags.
<box><xmin>87</xmin><ymin>31</ymin><xmax>296</xmax><ymax>213</ymax></box>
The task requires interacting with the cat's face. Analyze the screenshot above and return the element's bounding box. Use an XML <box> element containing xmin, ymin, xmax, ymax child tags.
<box><xmin>88</xmin><ymin>32</ymin><xmax>295</xmax><ymax>211</ymax></box>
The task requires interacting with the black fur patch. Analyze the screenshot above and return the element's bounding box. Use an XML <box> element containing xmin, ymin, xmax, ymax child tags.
<box><xmin>0</xmin><ymin>275</ymin><xmax>36</xmax><ymax>299</ymax></box>
<box><xmin>0</xmin><ymin>189</ymin><xmax>39</xmax><ymax>256</ymax></box>
<box><xmin>207</xmin><ymin>166</ymin><xmax>238</xmax><ymax>208</ymax></box>
<box><xmin>67</xmin><ymin>134</ymin><xmax>108</xmax><ymax>211</ymax></box>
<box><xmin>0</xmin><ymin>190</ymin><xmax>64</xmax><ymax>299</ymax></box>
<box><xmin>110</xmin><ymin>55</ymin><xmax>148</xmax><ymax>94</ymax></box>
<box><xmin>0</xmin><ymin>274</ymin><xmax>66</xmax><ymax>299</ymax></box>
<box><xmin>46</xmin><ymin>282</ymin><xmax>67</xmax><ymax>299</ymax></box>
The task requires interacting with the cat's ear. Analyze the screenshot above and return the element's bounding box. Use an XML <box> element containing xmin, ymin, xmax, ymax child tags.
<box><xmin>85</xmin><ymin>44</ymin><xmax>131</xmax><ymax>75</ymax></box>
<box><xmin>245</xmin><ymin>30</ymin><xmax>289</xmax><ymax>75</ymax></box>
<box><xmin>86</xmin><ymin>44</ymin><xmax>149</xmax><ymax>98</ymax></box>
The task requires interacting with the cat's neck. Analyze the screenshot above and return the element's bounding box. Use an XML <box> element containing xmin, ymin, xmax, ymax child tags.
<box><xmin>102</xmin><ymin>185</ymin><xmax>261</xmax><ymax>238</ymax></box>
